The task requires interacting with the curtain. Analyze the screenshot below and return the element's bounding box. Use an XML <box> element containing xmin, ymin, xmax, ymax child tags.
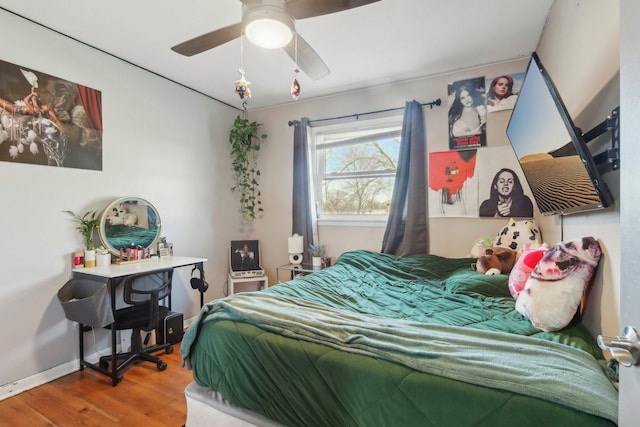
<box><xmin>291</xmin><ymin>118</ymin><xmax>317</xmax><ymax>261</ymax></box>
<box><xmin>381</xmin><ymin>100</ymin><xmax>428</xmax><ymax>256</ymax></box>
<box><xmin>76</xmin><ymin>84</ymin><xmax>103</xmax><ymax>132</ymax></box>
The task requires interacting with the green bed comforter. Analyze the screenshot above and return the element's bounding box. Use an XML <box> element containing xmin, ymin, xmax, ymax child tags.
<box><xmin>181</xmin><ymin>250</ymin><xmax>618</xmax><ymax>426</ymax></box>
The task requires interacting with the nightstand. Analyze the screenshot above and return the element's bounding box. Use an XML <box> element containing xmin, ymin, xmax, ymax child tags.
<box><xmin>276</xmin><ymin>263</ymin><xmax>323</xmax><ymax>283</ymax></box>
<box><xmin>228</xmin><ymin>274</ymin><xmax>269</xmax><ymax>295</ymax></box>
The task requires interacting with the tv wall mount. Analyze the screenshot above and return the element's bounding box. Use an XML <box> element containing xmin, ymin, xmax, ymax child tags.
<box><xmin>585</xmin><ymin>106</ymin><xmax>620</xmax><ymax>171</ymax></box>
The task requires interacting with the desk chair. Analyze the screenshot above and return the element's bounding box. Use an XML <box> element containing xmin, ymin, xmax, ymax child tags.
<box><xmin>99</xmin><ymin>268</ymin><xmax>174</xmax><ymax>377</ymax></box>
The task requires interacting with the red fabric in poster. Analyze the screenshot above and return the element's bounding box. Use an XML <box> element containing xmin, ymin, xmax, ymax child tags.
<box><xmin>77</xmin><ymin>84</ymin><xmax>103</xmax><ymax>132</ymax></box>
<box><xmin>429</xmin><ymin>150</ymin><xmax>477</xmax><ymax>192</ymax></box>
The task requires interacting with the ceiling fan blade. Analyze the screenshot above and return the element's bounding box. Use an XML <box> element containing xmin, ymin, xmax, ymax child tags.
<box><xmin>284</xmin><ymin>34</ymin><xmax>330</xmax><ymax>80</ymax></box>
<box><xmin>285</xmin><ymin>0</ymin><xmax>380</xmax><ymax>20</ymax></box>
<box><xmin>171</xmin><ymin>22</ymin><xmax>243</xmax><ymax>57</ymax></box>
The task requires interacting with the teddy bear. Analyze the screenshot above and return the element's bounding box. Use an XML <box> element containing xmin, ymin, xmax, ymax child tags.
<box><xmin>471</xmin><ymin>246</ymin><xmax>517</xmax><ymax>275</ymax></box>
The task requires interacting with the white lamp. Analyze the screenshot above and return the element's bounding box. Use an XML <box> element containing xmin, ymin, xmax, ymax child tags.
<box><xmin>288</xmin><ymin>234</ymin><xmax>304</xmax><ymax>265</ymax></box>
<box><xmin>244</xmin><ymin>5</ymin><xmax>294</xmax><ymax>49</ymax></box>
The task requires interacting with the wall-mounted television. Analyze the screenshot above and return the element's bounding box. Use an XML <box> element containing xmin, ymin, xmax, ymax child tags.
<box><xmin>506</xmin><ymin>52</ymin><xmax>614</xmax><ymax>216</ymax></box>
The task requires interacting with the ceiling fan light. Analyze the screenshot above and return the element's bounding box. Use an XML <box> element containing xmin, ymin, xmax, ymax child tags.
<box><xmin>244</xmin><ymin>6</ymin><xmax>293</xmax><ymax>49</ymax></box>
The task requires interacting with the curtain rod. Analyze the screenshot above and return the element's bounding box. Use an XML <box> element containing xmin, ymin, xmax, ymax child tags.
<box><xmin>287</xmin><ymin>98</ymin><xmax>441</xmax><ymax>127</ymax></box>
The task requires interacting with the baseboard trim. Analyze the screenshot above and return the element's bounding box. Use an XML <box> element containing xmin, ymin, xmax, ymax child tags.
<box><xmin>0</xmin><ymin>360</ymin><xmax>78</xmax><ymax>401</ymax></box>
<box><xmin>1</xmin><ymin>317</ymin><xmax>199</xmax><ymax>401</ymax></box>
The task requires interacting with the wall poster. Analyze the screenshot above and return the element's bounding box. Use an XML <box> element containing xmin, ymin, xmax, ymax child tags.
<box><xmin>477</xmin><ymin>146</ymin><xmax>534</xmax><ymax>218</ymax></box>
<box><xmin>485</xmin><ymin>72</ymin><xmax>525</xmax><ymax>113</ymax></box>
<box><xmin>447</xmin><ymin>77</ymin><xmax>486</xmax><ymax>150</ymax></box>
<box><xmin>428</xmin><ymin>149</ymin><xmax>478</xmax><ymax>218</ymax></box>
<box><xmin>0</xmin><ymin>58</ymin><xmax>102</xmax><ymax>170</ymax></box>
<box><xmin>428</xmin><ymin>147</ymin><xmax>534</xmax><ymax>219</ymax></box>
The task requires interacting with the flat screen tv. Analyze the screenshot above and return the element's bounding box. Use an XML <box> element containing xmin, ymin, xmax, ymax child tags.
<box><xmin>506</xmin><ymin>52</ymin><xmax>613</xmax><ymax>215</ymax></box>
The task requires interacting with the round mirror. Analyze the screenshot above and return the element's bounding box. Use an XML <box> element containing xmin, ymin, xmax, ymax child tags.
<box><xmin>98</xmin><ymin>196</ymin><xmax>162</xmax><ymax>256</ymax></box>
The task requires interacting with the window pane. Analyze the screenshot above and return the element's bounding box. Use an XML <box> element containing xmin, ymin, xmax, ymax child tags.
<box><xmin>322</xmin><ymin>176</ymin><xmax>394</xmax><ymax>214</ymax></box>
<box><xmin>324</xmin><ymin>139</ymin><xmax>399</xmax><ymax>175</ymax></box>
<box><xmin>312</xmin><ymin>117</ymin><xmax>402</xmax><ymax>219</ymax></box>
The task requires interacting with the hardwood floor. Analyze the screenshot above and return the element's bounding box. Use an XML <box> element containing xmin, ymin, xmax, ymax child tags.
<box><xmin>0</xmin><ymin>344</ymin><xmax>194</xmax><ymax>426</ymax></box>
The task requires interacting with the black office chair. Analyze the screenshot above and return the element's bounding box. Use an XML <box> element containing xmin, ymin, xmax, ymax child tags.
<box><xmin>99</xmin><ymin>268</ymin><xmax>174</xmax><ymax>376</ymax></box>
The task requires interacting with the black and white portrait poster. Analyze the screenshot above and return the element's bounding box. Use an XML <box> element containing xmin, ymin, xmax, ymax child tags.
<box><xmin>477</xmin><ymin>147</ymin><xmax>534</xmax><ymax>218</ymax></box>
<box><xmin>0</xmin><ymin>58</ymin><xmax>103</xmax><ymax>170</ymax></box>
<box><xmin>447</xmin><ymin>77</ymin><xmax>486</xmax><ymax>150</ymax></box>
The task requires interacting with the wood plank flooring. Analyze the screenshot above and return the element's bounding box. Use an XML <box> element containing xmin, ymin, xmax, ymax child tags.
<box><xmin>0</xmin><ymin>344</ymin><xmax>193</xmax><ymax>426</ymax></box>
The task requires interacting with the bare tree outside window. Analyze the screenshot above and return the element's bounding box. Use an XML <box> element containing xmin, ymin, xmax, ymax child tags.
<box><xmin>312</xmin><ymin>118</ymin><xmax>402</xmax><ymax>222</ymax></box>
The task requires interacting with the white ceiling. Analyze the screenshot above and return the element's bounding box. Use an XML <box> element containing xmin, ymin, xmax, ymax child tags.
<box><xmin>0</xmin><ymin>0</ymin><xmax>555</xmax><ymax>110</ymax></box>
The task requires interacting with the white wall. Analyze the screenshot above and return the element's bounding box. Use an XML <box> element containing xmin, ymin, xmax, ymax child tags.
<box><xmin>249</xmin><ymin>0</ymin><xmax>620</xmax><ymax>340</ymax></box>
<box><xmin>0</xmin><ymin>11</ymin><xmax>240</xmax><ymax>393</ymax></box>
<box><xmin>535</xmin><ymin>0</ymin><xmax>621</xmax><ymax>337</ymax></box>
<box><xmin>619</xmin><ymin>0</ymin><xmax>640</xmax><ymax>423</ymax></box>
<box><xmin>250</xmin><ymin>59</ymin><xmax>529</xmax><ymax>276</ymax></box>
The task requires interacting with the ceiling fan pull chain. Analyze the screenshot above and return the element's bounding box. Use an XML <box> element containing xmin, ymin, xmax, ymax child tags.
<box><xmin>234</xmin><ymin>33</ymin><xmax>252</xmax><ymax>102</ymax></box>
<box><xmin>291</xmin><ymin>33</ymin><xmax>301</xmax><ymax>101</ymax></box>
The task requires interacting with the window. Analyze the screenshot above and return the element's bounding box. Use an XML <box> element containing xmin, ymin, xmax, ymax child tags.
<box><xmin>310</xmin><ymin>115</ymin><xmax>403</xmax><ymax>225</ymax></box>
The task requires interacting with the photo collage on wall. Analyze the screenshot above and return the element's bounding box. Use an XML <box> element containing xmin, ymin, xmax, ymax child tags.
<box><xmin>431</xmin><ymin>71</ymin><xmax>531</xmax><ymax>218</ymax></box>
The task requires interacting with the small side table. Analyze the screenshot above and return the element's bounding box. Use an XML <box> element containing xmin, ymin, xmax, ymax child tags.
<box><xmin>228</xmin><ymin>274</ymin><xmax>269</xmax><ymax>295</ymax></box>
<box><xmin>276</xmin><ymin>263</ymin><xmax>322</xmax><ymax>283</ymax></box>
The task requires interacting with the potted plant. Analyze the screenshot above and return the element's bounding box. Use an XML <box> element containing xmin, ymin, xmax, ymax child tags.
<box><xmin>308</xmin><ymin>244</ymin><xmax>326</xmax><ymax>267</ymax></box>
<box><xmin>64</xmin><ymin>210</ymin><xmax>100</xmax><ymax>267</ymax></box>
<box><xmin>229</xmin><ymin>114</ymin><xmax>267</xmax><ymax>220</ymax></box>
<box><xmin>95</xmin><ymin>246</ymin><xmax>112</xmax><ymax>267</ymax></box>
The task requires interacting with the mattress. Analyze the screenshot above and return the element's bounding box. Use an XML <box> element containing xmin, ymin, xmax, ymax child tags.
<box><xmin>181</xmin><ymin>250</ymin><xmax>617</xmax><ymax>426</ymax></box>
<box><xmin>185</xmin><ymin>382</ymin><xmax>285</xmax><ymax>427</ymax></box>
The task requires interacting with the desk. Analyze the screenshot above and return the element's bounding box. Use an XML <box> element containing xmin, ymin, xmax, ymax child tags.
<box><xmin>72</xmin><ymin>255</ymin><xmax>207</xmax><ymax>386</ymax></box>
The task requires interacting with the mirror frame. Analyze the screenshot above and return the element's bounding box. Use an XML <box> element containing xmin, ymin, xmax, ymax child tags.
<box><xmin>97</xmin><ymin>196</ymin><xmax>162</xmax><ymax>256</ymax></box>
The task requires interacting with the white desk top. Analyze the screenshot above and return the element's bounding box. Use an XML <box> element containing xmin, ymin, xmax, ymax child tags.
<box><xmin>72</xmin><ymin>255</ymin><xmax>207</xmax><ymax>279</ymax></box>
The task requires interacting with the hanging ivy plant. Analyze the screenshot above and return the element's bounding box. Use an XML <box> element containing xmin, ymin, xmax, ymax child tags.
<box><xmin>229</xmin><ymin>114</ymin><xmax>267</xmax><ymax>220</ymax></box>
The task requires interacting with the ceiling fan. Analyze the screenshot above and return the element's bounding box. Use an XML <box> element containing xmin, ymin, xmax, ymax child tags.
<box><xmin>171</xmin><ymin>0</ymin><xmax>380</xmax><ymax>80</ymax></box>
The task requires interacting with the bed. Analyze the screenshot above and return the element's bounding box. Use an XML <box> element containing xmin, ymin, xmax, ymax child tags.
<box><xmin>180</xmin><ymin>250</ymin><xmax>618</xmax><ymax>426</ymax></box>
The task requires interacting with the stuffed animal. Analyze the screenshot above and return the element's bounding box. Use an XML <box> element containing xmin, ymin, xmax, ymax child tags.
<box><xmin>468</xmin><ymin>235</ymin><xmax>494</xmax><ymax>258</ymax></box>
<box><xmin>472</xmin><ymin>246</ymin><xmax>517</xmax><ymax>275</ymax></box>
<box><xmin>493</xmin><ymin>218</ymin><xmax>542</xmax><ymax>252</ymax></box>
<box><xmin>508</xmin><ymin>243</ymin><xmax>548</xmax><ymax>299</ymax></box>
<box><xmin>515</xmin><ymin>237</ymin><xmax>602</xmax><ymax>332</ymax></box>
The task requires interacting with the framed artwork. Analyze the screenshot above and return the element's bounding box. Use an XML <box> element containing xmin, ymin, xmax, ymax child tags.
<box><xmin>0</xmin><ymin>58</ymin><xmax>102</xmax><ymax>170</ymax></box>
<box><xmin>230</xmin><ymin>240</ymin><xmax>261</xmax><ymax>272</ymax></box>
<box><xmin>98</xmin><ymin>196</ymin><xmax>162</xmax><ymax>256</ymax></box>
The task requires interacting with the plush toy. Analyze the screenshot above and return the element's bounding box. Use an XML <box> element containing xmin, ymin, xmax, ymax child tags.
<box><xmin>472</xmin><ymin>246</ymin><xmax>517</xmax><ymax>275</ymax></box>
<box><xmin>515</xmin><ymin>237</ymin><xmax>602</xmax><ymax>332</ymax></box>
<box><xmin>468</xmin><ymin>235</ymin><xmax>494</xmax><ymax>258</ymax></box>
<box><xmin>508</xmin><ymin>243</ymin><xmax>548</xmax><ymax>299</ymax></box>
<box><xmin>493</xmin><ymin>218</ymin><xmax>542</xmax><ymax>252</ymax></box>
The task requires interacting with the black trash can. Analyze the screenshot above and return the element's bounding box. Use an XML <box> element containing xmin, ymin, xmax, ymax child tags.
<box><xmin>58</xmin><ymin>278</ymin><xmax>114</xmax><ymax>328</ymax></box>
